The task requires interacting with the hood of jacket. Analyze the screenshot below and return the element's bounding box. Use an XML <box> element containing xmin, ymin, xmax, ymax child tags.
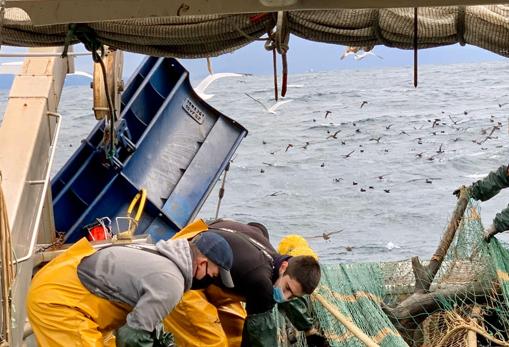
<box><xmin>155</xmin><ymin>238</ymin><xmax>193</xmax><ymax>291</ymax></box>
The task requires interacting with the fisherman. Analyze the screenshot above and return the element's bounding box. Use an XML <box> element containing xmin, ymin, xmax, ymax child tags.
<box><xmin>276</xmin><ymin>234</ymin><xmax>329</xmax><ymax>347</ymax></box>
<box><xmin>454</xmin><ymin>164</ymin><xmax>509</xmax><ymax>241</ymax></box>
<box><xmin>26</xmin><ymin>232</ymin><xmax>234</xmax><ymax>347</ymax></box>
<box><xmin>164</xmin><ymin>219</ymin><xmax>328</xmax><ymax>347</ymax></box>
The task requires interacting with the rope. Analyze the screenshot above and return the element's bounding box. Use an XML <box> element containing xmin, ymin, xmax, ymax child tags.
<box><xmin>456</xmin><ymin>6</ymin><xmax>466</xmax><ymax>46</ymax></box>
<box><xmin>275</xmin><ymin>11</ymin><xmax>289</xmax><ymax>55</ymax></box>
<box><xmin>206</xmin><ymin>57</ymin><xmax>213</xmax><ymax>74</ymax></box>
<box><xmin>62</xmin><ymin>24</ymin><xmax>104</xmax><ymax>58</ymax></box>
<box><xmin>225</xmin><ymin>16</ymin><xmax>268</xmax><ymax>42</ymax></box>
<box><xmin>281</xmin><ymin>52</ymin><xmax>288</xmax><ymax>97</ymax></box>
<box><xmin>176</xmin><ymin>3</ymin><xmax>190</xmax><ymax>17</ymax></box>
<box><xmin>313</xmin><ymin>293</ymin><xmax>380</xmax><ymax>347</ymax></box>
<box><xmin>63</xmin><ymin>21</ymin><xmax>118</xmax><ymax>161</ymax></box>
<box><xmin>94</xmin><ymin>51</ymin><xmax>117</xmax><ymax>161</ymax></box>
<box><xmin>263</xmin><ymin>29</ymin><xmax>278</xmax><ymax>100</ymax></box>
<box><xmin>265</xmin><ymin>12</ymin><xmax>290</xmax><ymax>100</ymax></box>
<box><xmin>63</xmin><ymin>23</ymin><xmax>119</xmax><ymax>161</ymax></box>
<box><xmin>272</xmin><ymin>46</ymin><xmax>278</xmax><ymax>101</ymax></box>
<box><xmin>214</xmin><ymin>162</ymin><xmax>230</xmax><ymax>220</ymax></box>
<box><xmin>436</xmin><ymin>323</ymin><xmax>509</xmax><ymax>347</ymax></box>
<box><xmin>0</xmin><ymin>173</ymin><xmax>14</xmax><ymax>344</ymax></box>
<box><xmin>276</xmin><ymin>11</ymin><xmax>289</xmax><ymax>97</ymax></box>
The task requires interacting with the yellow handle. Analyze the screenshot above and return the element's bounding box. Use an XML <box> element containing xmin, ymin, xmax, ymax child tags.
<box><xmin>127</xmin><ymin>188</ymin><xmax>147</xmax><ymax>222</ymax></box>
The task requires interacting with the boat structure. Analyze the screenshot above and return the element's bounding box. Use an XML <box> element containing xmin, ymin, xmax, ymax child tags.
<box><xmin>1</xmin><ymin>1</ymin><xmax>509</xmax><ymax>347</ymax></box>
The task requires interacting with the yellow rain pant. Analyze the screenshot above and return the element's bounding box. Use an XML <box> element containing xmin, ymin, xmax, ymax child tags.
<box><xmin>163</xmin><ymin>285</ymin><xmax>246</xmax><ymax>347</ymax></box>
<box><xmin>166</xmin><ymin>219</ymin><xmax>247</xmax><ymax>347</ymax></box>
<box><xmin>27</xmin><ymin>238</ymin><xmax>131</xmax><ymax>347</ymax></box>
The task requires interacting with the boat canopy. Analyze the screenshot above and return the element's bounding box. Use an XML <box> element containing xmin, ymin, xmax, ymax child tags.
<box><xmin>2</xmin><ymin>5</ymin><xmax>509</xmax><ymax>58</ymax></box>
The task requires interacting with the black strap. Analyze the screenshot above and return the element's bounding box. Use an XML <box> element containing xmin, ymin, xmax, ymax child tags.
<box><xmin>212</xmin><ymin>227</ymin><xmax>274</xmax><ymax>264</ymax></box>
<box><xmin>99</xmin><ymin>243</ymin><xmax>164</xmax><ymax>257</ymax></box>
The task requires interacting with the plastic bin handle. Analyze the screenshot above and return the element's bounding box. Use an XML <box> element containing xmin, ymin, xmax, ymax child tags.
<box><xmin>127</xmin><ymin>188</ymin><xmax>147</xmax><ymax>223</ymax></box>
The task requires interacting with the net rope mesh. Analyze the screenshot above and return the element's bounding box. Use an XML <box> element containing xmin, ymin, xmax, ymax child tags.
<box><xmin>276</xmin><ymin>200</ymin><xmax>509</xmax><ymax>346</ymax></box>
<box><xmin>2</xmin><ymin>5</ymin><xmax>509</xmax><ymax>58</ymax></box>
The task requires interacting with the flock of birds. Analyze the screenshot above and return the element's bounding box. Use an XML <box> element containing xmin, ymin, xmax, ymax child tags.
<box><xmin>191</xmin><ymin>46</ymin><xmax>384</xmax><ymax>116</ymax></box>
<box><xmin>250</xmin><ymin>106</ymin><xmax>505</xmax><ymax>249</ymax></box>
<box><xmin>192</xmin><ymin>49</ymin><xmax>428</xmax><ymax>249</ymax></box>
<box><xmin>188</xmin><ymin>49</ymin><xmax>509</xmax><ymax>250</ymax></box>
<box><xmin>68</xmin><ymin>50</ymin><xmax>504</xmax><ymax>251</ymax></box>
<box><xmin>9</xmin><ymin>47</ymin><xmax>488</xmax><ymax>251</ymax></box>
<box><xmin>0</xmin><ymin>45</ymin><xmax>381</xmax><ymax>118</ymax></box>
<box><xmin>257</xmin><ymin>105</ymin><xmax>504</xmax><ymax>198</ymax></box>
<box><xmin>2</xmin><ymin>48</ymin><xmax>382</xmax><ymax>246</ymax></box>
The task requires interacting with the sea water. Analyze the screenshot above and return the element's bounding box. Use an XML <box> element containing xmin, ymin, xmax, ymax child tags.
<box><xmin>3</xmin><ymin>60</ymin><xmax>509</xmax><ymax>264</ymax></box>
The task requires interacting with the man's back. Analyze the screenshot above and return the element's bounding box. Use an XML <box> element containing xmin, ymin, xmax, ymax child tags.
<box><xmin>208</xmin><ymin>220</ymin><xmax>278</xmax><ymax>314</ymax></box>
<box><xmin>77</xmin><ymin>239</ymin><xmax>193</xmax><ymax>331</ymax></box>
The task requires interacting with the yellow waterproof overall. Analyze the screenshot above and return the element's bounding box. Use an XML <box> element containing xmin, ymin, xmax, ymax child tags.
<box><xmin>164</xmin><ymin>220</ymin><xmax>247</xmax><ymax>347</ymax></box>
<box><xmin>27</xmin><ymin>238</ymin><xmax>131</xmax><ymax>347</ymax></box>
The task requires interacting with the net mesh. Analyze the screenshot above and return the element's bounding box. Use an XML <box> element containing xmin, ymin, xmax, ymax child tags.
<box><xmin>277</xmin><ymin>199</ymin><xmax>509</xmax><ymax>346</ymax></box>
<box><xmin>4</xmin><ymin>6</ymin><xmax>509</xmax><ymax>58</ymax></box>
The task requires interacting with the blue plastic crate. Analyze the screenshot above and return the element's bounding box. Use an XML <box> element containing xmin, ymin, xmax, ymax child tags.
<box><xmin>52</xmin><ymin>57</ymin><xmax>247</xmax><ymax>242</ymax></box>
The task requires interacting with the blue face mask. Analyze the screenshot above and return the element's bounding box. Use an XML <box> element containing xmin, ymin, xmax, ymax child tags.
<box><xmin>273</xmin><ymin>286</ymin><xmax>286</xmax><ymax>303</ymax></box>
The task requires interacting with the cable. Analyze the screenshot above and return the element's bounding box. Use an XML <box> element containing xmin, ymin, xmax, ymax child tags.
<box><xmin>92</xmin><ymin>50</ymin><xmax>117</xmax><ymax>161</ymax></box>
<box><xmin>215</xmin><ymin>162</ymin><xmax>230</xmax><ymax>220</ymax></box>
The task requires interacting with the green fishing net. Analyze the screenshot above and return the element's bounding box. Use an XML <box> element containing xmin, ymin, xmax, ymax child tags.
<box><xmin>277</xmin><ymin>200</ymin><xmax>509</xmax><ymax>347</ymax></box>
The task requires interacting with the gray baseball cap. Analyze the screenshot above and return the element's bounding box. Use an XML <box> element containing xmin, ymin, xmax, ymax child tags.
<box><xmin>192</xmin><ymin>233</ymin><xmax>234</xmax><ymax>288</ymax></box>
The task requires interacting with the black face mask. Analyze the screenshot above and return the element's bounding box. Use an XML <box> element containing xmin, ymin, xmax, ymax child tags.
<box><xmin>191</xmin><ymin>275</ymin><xmax>215</xmax><ymax>289</ymax></box>
<box><xmin>191</xmin><ymin>262</ymin><xmax>215</xmax><ymax>289</ymax></box>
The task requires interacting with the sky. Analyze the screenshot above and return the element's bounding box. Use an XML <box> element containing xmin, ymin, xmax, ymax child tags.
<box><xmin>0</xmin><ymin>36</ymin><xmax>505</xmax><ymax>84</ymax></box>
<box><xmin>124</xmin><ymin>36</ymin><xmax>505</xmax><ymax>80</ymax></box>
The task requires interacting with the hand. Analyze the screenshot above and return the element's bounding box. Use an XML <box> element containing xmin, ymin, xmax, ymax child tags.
<box><xmin>116</xmin><ymin>325</ymin><xmax>154</xmax><ymax>347</ymax></box>
<box><xmin>453</xmin><ymin>185</ymin><xmax>466</xmax><ymax>199</ymax></box>
<box><xmin>153</xmin><ymin>323</ymin><xmax>174</xmax><ymax>347</ymax></box>
<box><xmin>286</xmin><ymin>326</ymin><xmax>297</xmax><ymax>344</ymax></box>
<box><xmin>153</xmin><ymin>332</ymin><xmax>174</xmax><ymax>347</ymax></box>
<box><xmin>484</xmin><ymin>224</ymin><xmax>498</xmax><ymax>243</ymax></box>
<box><xmin>306</xmin><ymin>333</ymin><xmax>330</xmax><ymax>347</ymax></box>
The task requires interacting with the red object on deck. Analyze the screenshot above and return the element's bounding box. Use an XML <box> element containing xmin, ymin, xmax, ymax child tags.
<box><xmin>87</xmin><ymin>224</ymin><xmax>108</xmax><ymax>241</ymax></box>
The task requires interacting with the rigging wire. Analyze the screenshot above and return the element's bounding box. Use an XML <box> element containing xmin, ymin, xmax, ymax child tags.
<box><xmin>215</xmin><ymin>162</ymin><xmax>230</xmax><ymax>220</ymax></box>
<box><xmin>206</xmin><ymin>57</ymin><xmax>213</xmax><ymax>75</ymax></box>
<box><xmin>413</xmin><ymin>7</ymin><xmax>418</xmax><ymax>88</ymax></box>
<box><xmin>272</xmin><ymin>47</ymin><xmax>278</xmax><ymax>101</ymax></box>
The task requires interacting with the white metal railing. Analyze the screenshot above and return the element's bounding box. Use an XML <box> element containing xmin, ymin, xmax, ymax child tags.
<box><xmin>15</xmin><ymin>111</ymin><xmax>61</xmax><ymax>265</ymax></box>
